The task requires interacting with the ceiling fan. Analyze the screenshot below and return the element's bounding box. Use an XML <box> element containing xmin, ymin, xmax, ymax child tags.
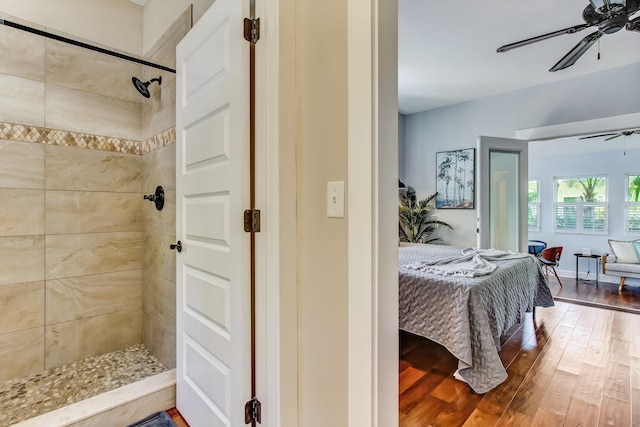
<box><xmin>497</xmin><ymin>0</ymin><xmax>640</xmax><ymax>72</ymax></box>
<box><xmin>579</xmin><ymin>128</ymin><xmax>640</xmax><ymax>140</ymax></box>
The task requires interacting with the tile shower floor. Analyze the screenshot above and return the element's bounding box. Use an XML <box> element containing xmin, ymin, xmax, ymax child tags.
<box><xmin>0</xmin><ymin>344</ymin><xmax>168</xmax><ymax>426</ymax></box>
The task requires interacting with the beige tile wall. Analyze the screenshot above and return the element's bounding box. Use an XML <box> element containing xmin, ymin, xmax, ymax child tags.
<box><xmin>0</xmin><ymin>139</ymin><xmax>45</xmax><ymax>381</ymax></box>
<box><xmin>0</xmin><ymin>21</ymin><xmax>45</xmax><ymax>81</ymax></box>
<box><xmin>0</xmin><ymin>19</ymin><xmax>142</xmax><ymax>140</ymax></box>
<box><xmin>138</xmin><ymin>9</ymin><xmax>187</xmax><ymax>369</ymax></box>
<box><xmin>141</xmin><ymin>7</ymin><xmax>189</xmax><ymax>141</ymax></box>
<box><xmin>0</xmin><ymin>328</ymin><xmax>44</xmax><ymax>380</ymax></box>
<box><xmin>45</xmin><ymin>84</ymin><xmax>142</xmax><ymax>141</ymax></box>
<box><xmin>45</xmin><ymin>145</ymin><xmax>143</xmax><ymax>191</ymax></box>
<box><xmin>142</xmin><ymin>144</ymin><xmax>176</xmax><ymax>369</ymax></box>
<box><xmin>46</xmin><ymin>271</ymin><xmax>143</xmax><ymax>324</ymax></box>
<box><xmin>43</xmin><ymin>146</ymin><xmax>144</xmax><ymax>369</ymax></box>
<box><xmin>0</xmin><ymin>281</ymin><xmax>44</xmax><ymax>335</ymax></box>
<box><xmin>0</xmin><ymin>12</ymin><xmax>185</xmax><ymax>381</ymax></box>
<box><xmin>45</xmin><ymin>40</ymin><xmax>142</xmax><ymax>103</ymax></box>
<box><xmin>45</xmin><ymin>309</ymin><xmax>143</xmax><ymax>368</ymax></box>
<box><xmin>0</xmin><ymin>74</ymin><xmax>45</xmax><ymax>127</ymax></box>
<box><xmin>0</xmin><ymin>139</ymin><xmax>145</xmax><ymax>379</ymax></box>
<box><xmin>0</xmin><ymin>139</ymin><xmax>45</xmax><ymax>188</ymax></box>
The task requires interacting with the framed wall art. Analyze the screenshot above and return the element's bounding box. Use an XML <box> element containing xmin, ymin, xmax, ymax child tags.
<box><xmin>435</xmin><ymin>148</ymin><xmax>475</xmax><ymax>209</ymax></box>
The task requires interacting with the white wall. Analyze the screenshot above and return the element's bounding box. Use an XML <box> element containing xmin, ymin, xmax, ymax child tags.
<box><xmin>0</xmin><ymin>0</ymin><xmax>142</xmax><ymax>54</ymax></box>
<box><xmin>529</xmin><ymin>145</ymin><xmax>640</xmax><ymax>283</ymax></box>
<box><xmin>294</xmin><ymin>0</ymin><xmax>349</xmax><ymax>423</ymax></box>
<box><xmin>404</xmin><ymin>62</ymin><xmax>640</xmax><ymax>248</ymax></box>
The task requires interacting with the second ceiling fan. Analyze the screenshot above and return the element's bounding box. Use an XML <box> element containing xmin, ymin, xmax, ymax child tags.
<box><xmin>497</xmin><ymin>0</ymin><xmax>640</xmax><ymax>72</ymax></box>
<box><xmin>579</xmin><ymin>129</ymin><xmax>640</xmax><ymax>140</ymax></box>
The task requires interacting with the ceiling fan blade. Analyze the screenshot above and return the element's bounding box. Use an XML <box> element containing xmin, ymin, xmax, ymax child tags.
<box><xmin>604</xmin><ymin>134</ymin><xmax>622</xmax><ymax>141</ymax></box>
<box><xmin>579</xmin><ymin>133</ymin><xmax>619</xmax><ymax>139</ymax></box>
<box><xmin>549</xmin><ymin>30</ymin><xmax>602</xmax><ymax>72</ymax></box>
<box><xmin>626</xmin><ymin>0</ymin><xmax>640</xmax><ymax>14</ymax></box>
<box><xmin>627</xmin><ymin>15</ymin><xmax>640</xmax><ymax>32</ymax></box>
<box><xmin>497</xmin><ymin>24</ymin><xmax>591</xmax><ymax>53</ymax></box>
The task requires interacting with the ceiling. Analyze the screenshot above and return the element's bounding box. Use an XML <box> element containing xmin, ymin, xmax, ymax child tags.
<box><xmin>398</xmin><ymin>0</ymin><xmax>640</xmax><ymax>115</ymax></box>
<box><xmin>531</xmin><ymin>130</ymin><xmax>640</xmax><ymax>156</ymax></box>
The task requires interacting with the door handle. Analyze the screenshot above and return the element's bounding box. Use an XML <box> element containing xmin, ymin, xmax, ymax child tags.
<box><xmin>170</xmin><ymin>241</ymin><xmax>182</xmax><ymax>253</ymax></box>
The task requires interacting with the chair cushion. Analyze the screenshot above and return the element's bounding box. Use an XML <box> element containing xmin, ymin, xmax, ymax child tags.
<box><xmin>604</xmin><ymin>262</ymin><xmax>640</xmax><ymax>275</ymax></box>
<box><xmin>608</xmin><ymin>239</ymin><xmax>640</xmax><ymax>264</ymax></box>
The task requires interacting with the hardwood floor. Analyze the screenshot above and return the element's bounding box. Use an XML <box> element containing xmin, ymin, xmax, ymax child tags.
<box><xmin>548</xmin><ymin>276</ymin><xmax>640</xmax><ymax>313</ymax></box>
<box><xmin>167</xmin><ymin>407</ymin><xmax>189</xmax><ymax>427</ymax></box>
<box><xmin>165</xmin><ymin>277</ymin><xmax>640</xmax><ymax>427</ymax></box>
<box><xmin>399</xmin><ymin>300</ymin><xmax>640</xmax><ymax>426</ymax></box>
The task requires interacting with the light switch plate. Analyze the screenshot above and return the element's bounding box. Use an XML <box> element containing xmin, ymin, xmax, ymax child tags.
<box><xmin>327</xmin><ymin>181</ymin><xmax>345</xmax><ymax>218</ymax></box>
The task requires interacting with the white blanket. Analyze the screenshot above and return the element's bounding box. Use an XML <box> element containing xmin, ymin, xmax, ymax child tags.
<box><xmin>404</xmin><ymin>248</ymin><xmax>531</xmax><ymax>277</ymax></box>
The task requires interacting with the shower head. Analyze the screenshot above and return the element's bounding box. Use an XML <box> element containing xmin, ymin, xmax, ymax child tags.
<box><xmin>132</xmin><ymin>76</ymin><xmax>162</xmax><ymax>98</ymax></box>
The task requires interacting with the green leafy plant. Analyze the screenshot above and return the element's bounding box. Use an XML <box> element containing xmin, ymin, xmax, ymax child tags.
<box><xmin>399</xmin><ymin>186</ymin><xmax>454</xmax><ymax>243</ymax></box>
<box><xmin>628</xmin><ymin>175</ymin><xmax>640</xmax><ymax>202</ymax></box>
<box><xmin>567</xmin><ymin>177</ymin><xmax>604</xmax><ymax>202</ymax></box>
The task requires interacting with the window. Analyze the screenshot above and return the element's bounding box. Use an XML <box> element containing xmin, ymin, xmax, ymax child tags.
<box><xmin>626</xmin><ymin>174</ymin><xmax>640</xmax><ymax>235</ymax></box>
<box><xmin>554</xmin><ymin>176</ymin><xmax>607</xmax><ymax>234</ymax></box>
<box><xmin>528</xmin><ymin>180</ymin><xmax>540</xmax><ymax>231</ymax></box>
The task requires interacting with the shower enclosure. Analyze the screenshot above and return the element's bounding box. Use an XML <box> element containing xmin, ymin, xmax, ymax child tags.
<box><xmin>0</xmin><ymin>8</ymin><xmax>191</xmax><ymax>425</ymax></box>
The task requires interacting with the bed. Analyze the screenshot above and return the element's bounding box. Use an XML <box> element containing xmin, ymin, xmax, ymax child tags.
<box><xmin>399</xmin><ymin>244</ymin><xmax>554</xmax><ymax>394</ymax></box>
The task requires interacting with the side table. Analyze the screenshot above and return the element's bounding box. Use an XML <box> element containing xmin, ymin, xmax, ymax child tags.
<box><xmin>574</xmin><ymin>253</ymin><xmax>600</xmax><ymax>285</ymax></box>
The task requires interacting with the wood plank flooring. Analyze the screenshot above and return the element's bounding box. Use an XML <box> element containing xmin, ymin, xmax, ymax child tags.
<box><xmin>167</xmin><ymin>407</ymin><xmax>189</xmax><ymax>427</ymax></box>
<box><xmin>164</xmin><ymin>277</ymin><xmax>640</xmax><ymax>427</ymax></box>
<box><xmin>548</xmin><ymin>277</ymin><xmax>640</xmax><ymax>313</ymax></box>
<box><xmin>399</xmin><ymin>300</ymin><xmax>640</xmax><ymax>426</ymax></box>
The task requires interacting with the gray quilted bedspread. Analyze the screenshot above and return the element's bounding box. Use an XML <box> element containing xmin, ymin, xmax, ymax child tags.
<box><xmin>399</xmin><ymin>244</ymin><xmax>554</xmax><ymax>394</ymax></box>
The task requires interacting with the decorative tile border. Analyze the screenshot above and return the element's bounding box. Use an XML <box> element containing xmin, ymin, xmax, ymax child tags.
<box><xmin>0</xmin><ymin>122</ymin><xmax>49</xmax><ymax>144</ymax></box>
<box><xmin>0</xmin><ymin>121</ymin><xmax>175</xmax><ymax>155</ymax></box>
<box><xmin>141</xmin><ymin>127</ymin><xmax>176</xmax><ymax>155</ymax></box>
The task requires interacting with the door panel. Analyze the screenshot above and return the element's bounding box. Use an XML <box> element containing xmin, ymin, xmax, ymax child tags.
<box><xmin>176</xmin><ymin>0</ymin><xmax>250</xmax><ymax>425</ymax></box>
<box><xmin>477</xmin><ymin>136</ymin><xmax>528</xmax><ymax>252</ymax></box>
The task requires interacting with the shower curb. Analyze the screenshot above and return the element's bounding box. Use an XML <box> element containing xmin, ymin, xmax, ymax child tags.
<box><xmin>11</xmin><ymin>369</ymin><xmax>176</xmax><ymax>427</ymax></box>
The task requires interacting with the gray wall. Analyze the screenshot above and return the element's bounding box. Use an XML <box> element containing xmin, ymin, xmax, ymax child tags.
<box><xmin>403</xmin><ymin>62</ymin><xmax>640</xmax><ymax>248</ymax></box>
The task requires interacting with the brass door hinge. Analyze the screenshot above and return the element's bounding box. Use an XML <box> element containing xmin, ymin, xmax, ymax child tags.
<box><xmin>244</xmin><ymin>397</ymin><xmax>262</xmax><ymax>424</ymax></box>
<box><xmin>244</xmin><ymin>209</ymin><xmax>261</xmax><ymax>232</ymax></box>
<box><xmin>244</xmin><ymin>18</ymin><xmax>260</xmax><ymax>44</ymax></box>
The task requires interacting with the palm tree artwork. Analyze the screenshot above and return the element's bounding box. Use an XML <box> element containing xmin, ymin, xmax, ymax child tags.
<box><xmin>436</xmin><ymin>148</ymin><xmax>475</xmax><ymax>208</ymax></box>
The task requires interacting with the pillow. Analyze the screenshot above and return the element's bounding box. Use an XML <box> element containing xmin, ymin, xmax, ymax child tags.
<box><xmin>633</xmin><ymin>241</ymin><xmax>640</xmax><ymax>261</ymax></box>
<box><xmin>608</xmin><ymin>239</ymin><xmax>640</xmax><ymax>264</ymax></box>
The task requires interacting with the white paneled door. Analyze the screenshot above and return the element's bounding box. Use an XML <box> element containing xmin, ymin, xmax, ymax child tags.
<box><xmin>175</xmin><ymin>0</ymin><xmax>251</xmax><ymax>425</ymax></box>
<box><xmin>477</xmin><ymin>136</ymin><xmax>528</xmax><ymax>253</ymax></box>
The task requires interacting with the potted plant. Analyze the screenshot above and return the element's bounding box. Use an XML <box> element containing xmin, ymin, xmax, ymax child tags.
<box><xmin>399</xmin><ymin>186</ymin><xmax>454</xmax><ymax>243</ymax></box>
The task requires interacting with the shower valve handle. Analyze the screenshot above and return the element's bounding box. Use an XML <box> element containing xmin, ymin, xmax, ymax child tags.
<box><xmin>143</xmin><ymin>186</ymin><xmax>165</xmax><ymax>211</ymax></box>
<box><xmin>170</xmin><ymin>241</ymin><xmax>182</xmax><ymax>253</ymax></box>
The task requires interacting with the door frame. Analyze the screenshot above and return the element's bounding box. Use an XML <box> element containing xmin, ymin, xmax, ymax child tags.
<box><xmin>476</xmin><ymin>136</ymin><xmax>529</xmax><ymax>253</ymax></box>
<box><xmin>255</xmin><ymin>0</ymin><xmax>290</xmax><ymax>425</ymax></box>
<box><xmin>258</xmin><ymin>0</ymin><xmax>398</xmax><ymax>425</ymax></box>
<box><xmin>346</xmin><ymin>0</ymin><xmax>399</xmax><ymax>426</ymax></box>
